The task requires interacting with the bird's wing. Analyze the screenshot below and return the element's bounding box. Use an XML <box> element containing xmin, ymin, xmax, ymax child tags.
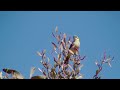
<box><xmin>69</xmin><ymin>42</ymin><xmax>75</xmax><ymax>49</ymax></box>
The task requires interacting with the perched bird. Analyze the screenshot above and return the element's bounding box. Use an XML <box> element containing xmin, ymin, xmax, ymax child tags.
<box><xmin>64</xmin><ymin>35</ymin><xmax>80</xmax><ymax>64</ymax></box>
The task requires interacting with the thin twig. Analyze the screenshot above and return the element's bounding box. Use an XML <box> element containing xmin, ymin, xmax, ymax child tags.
<box><xmin>68</xmin><ymin>64</ymin><xmax>75</xmax><ymax>72</ymax></box>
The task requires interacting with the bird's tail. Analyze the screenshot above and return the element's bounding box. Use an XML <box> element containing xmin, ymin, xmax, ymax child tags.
<box><xmin>64</xmin><ymin>53</ymin><xmax>71</xmax><ymax>64</ymax></box>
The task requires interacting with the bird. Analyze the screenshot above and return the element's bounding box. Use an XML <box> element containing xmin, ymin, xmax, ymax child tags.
<box><xmin>64</xmin><ymin>35</ymin><xmax>80</xmax><ymax>64</ymax></box>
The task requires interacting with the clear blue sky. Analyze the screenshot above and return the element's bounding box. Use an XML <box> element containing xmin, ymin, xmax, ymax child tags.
<box><xmin>0</xmin><ymin>11</ymin><xmax>120</xmax><ymax>79</ymax></box>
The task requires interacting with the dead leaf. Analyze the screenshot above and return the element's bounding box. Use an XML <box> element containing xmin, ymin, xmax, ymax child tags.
<box><xmin>47</xmin><ymin>57</ymin><xmax>50</xmax><ymax>63</ymax></box>
<box><xmin>56</xmin><ymin>35</ymin><xmax>61</xmax><ymax>43</ymax></box>
<box><xmin>50</xmin><ymin>68</ymin><xmax>56</xmax><ymax>79</ymax></box>
<box><xmin>75</xmin><ymin>75</ymin><xmax>83</xmax><ymax>79</ymax></box>
<box><xmin>31</xmin><ymin>75</ymin><xmax>46</xmax><ymax>79</ymax></box>
<box><xmin>42</xmin><ymin>49</ymin><xmax>46</xmax><ymax>55</ymax></box>
<box><xmin>3</xmin><ymin>68</ymin><xmax>24</xmax><ymax>79</ymax></box>
<box><xmin>42</xmin><ymin>49</ymin><xmax>46</xmax><ymax>60</ymax></box>
<box><xmin>52</xmin><ymin>32</ymin><xmax>56</xmax><ymax>38</ymax></box>
<box><xmin>37</xmin><ymin>51</ymin><xmax>42</xmax><ymax>56</ymax></box>
<box><xmin>30</xmin><ymin>67</ymin><xmax>36</xmax><ymax>78</ymax></box>
<box><xmin>63</xmin><ymin>33</ymin><xmax>66</xmax><ymax>39</ymax></box>
<box><xmin>58</xmin><ymin>54</ymin><xmax>61</xmax><ymax>61</ymax></box>
<box><xmin>59</xmin><ymin>42</ymin><xmax>63</xmax><ymax>52</ymax></box>
<box><xmin>12</xmin><ymin>71</ymin><xmax>24</xmax><ymax>79</ymax></box>
<box><xmin>54</xmin><ymin>57</ymin><xmax>57</xmax><ymax>63</ymax></box>
<box><xmin>61</xmin><ymin>40</ymin><xmax>66</xmax><ymax>49</ymax></box>
<box><xmin>3</xmin><ymin>68</ymin><xmax>16</xmax><ymax>74</ymax></box>
<box><xmin>55</xmin><ymin>26</ymin><xmax>58</xmax><ymax>32</ymax></box>
<box><xmin>51</xmin><ymin>42</ymin><xmax>57</xmax><ymax>51</ymax></box>
<box><xmin>0</xmin><ymin>72</ymin><xmax>2</xmax><ymax>79</ymax></box>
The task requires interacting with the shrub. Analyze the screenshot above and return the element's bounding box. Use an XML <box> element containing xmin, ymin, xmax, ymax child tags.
<box><xmin>0</xmin><ymin>26</ymin><xmax>114</xmax><ymax>79</ymax></box>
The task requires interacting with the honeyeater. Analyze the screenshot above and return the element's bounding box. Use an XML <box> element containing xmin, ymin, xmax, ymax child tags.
<box><xmin>64</xmin><ymin>35</ymin><xmax>80</xmax><ymax>64</ymax></box>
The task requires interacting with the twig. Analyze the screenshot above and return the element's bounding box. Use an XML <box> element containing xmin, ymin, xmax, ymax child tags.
<box><xmin>68</xmin><ymin>64</ymin><xmax>75</xmax><ymax>72</ymax></box>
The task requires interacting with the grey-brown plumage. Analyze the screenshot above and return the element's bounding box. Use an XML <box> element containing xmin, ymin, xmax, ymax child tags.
<box><xmin>64</xmin><ymin>35</ymin><xmax>80</xmax><ymax>64</ymax></box>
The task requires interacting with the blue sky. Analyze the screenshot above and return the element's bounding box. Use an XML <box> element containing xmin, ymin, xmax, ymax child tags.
<box><xmin>0</xmin><ymin>11</ymin><xmax>120</xmax><ymax>79</ymax></box>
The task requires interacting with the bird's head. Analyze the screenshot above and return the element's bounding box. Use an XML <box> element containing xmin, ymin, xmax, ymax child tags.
<box><xmin>73</xmin><ymin>35</ymin><xmax>80</xmax><ymax>41</ymax></box>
